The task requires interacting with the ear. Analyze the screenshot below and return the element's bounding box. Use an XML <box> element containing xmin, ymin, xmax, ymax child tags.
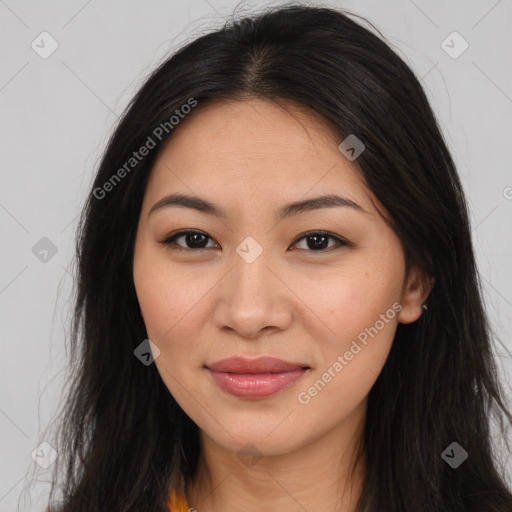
<box><xmin>397</xmin><ymin>265</ymin><xmax>434</xmax><ymax>324</ymax></box>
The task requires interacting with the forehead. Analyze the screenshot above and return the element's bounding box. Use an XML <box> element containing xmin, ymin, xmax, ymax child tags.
<box><xmin>143</xmin><ymin>98</ymin><xmax>374</xmax><ymax>215</ymax></box>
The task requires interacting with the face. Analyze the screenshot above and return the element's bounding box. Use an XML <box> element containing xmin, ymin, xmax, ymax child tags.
<box><xmin>133</xmin><ymin>98</ymin><xmax>428</xmax><ymax>457</ymax></box>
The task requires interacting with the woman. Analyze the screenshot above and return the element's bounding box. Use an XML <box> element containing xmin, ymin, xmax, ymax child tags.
<box><xmin>44</xmin><ymin>3</ymin><xmax>512</xmax><ymax>511</ymax></box>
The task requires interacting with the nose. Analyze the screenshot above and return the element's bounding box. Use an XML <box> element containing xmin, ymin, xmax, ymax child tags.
<box><xmin>212</xmin><ymin>251</ymin><xmax>292</xmax><ymax>340</ymax></box>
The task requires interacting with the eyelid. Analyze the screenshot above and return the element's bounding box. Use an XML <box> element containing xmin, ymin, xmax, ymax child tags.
<box><xmin>159</xmin><ymin>229</ymin><xmax>352</xmax><ymax>251</ymax></box>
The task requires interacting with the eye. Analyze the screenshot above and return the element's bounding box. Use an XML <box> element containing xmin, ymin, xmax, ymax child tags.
<box><xmin>291</xmin><ymin>230</ymin><xmax>351</xmax><ymax>252</ymax></box>
<box><xmin>160</xmin><ymin>229</ymin><xmax>351</xmax><ymax>253</ymax></box>
<box><xmin>160</xmin><ymin>230</ymin><xmax>219</xmax><ymax>251</ymax></box>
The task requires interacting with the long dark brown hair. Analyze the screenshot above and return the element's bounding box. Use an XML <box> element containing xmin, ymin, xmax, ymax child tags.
<box><xmin>40</xmin><ymin>3</ymin><xmax>512</xmax><ymax>511</ymax></box>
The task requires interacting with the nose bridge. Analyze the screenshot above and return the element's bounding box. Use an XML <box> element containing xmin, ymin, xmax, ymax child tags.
<box><xmin>213</xmin><ymin>237</ymin><xmax>290</xmax><ymax>337</ymax></box>
<box><xmin>230</xmin><ymin>238</ymin><xmax>274</xmax><ymax>307</ymax></box>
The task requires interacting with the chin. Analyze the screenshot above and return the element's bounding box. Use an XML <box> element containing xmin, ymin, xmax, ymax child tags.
<box><xmin>204</xmin><ymin>426</ymin><xmax>305</xmax><ymax>459</ymax></box>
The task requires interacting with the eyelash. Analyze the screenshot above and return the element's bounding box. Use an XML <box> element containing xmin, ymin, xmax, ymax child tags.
<box><xmin>159</xmin><ymin>229</ymin><xmax>351</xmax><ymax>253</ymax></box>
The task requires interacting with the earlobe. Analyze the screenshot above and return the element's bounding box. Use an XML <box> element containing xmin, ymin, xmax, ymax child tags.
<box><xmin>397</xmin><ymin>267</ymin><xmax>434</xmax><ymax>324</ymax></box>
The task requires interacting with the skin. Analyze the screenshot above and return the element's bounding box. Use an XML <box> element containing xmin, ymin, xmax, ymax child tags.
<box><xmin>132</xmin><ymin>98</ymin><xmax>432</xmax><ymax>512</ymax></box>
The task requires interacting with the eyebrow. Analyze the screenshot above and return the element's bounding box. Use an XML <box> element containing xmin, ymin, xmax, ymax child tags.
<box><xmin>148</xmin><ymin>192</ymin><xmax>367</xmax><ymax>222</ymax></box>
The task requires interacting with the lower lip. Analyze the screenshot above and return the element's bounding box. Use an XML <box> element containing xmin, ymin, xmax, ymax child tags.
<box><xmin>207</xmin><ymin>368</ymin><xmax>308</xmax><ymax>399</ymax></box>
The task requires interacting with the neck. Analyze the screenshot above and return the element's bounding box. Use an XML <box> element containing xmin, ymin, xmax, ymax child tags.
<box><xmin>185</xmin><ymin>401</ymin><xmax>367</xmax><ymax>512</ymax></box>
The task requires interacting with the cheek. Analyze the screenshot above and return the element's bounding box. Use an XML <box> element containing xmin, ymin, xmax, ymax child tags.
<box><xmin>133</xmin><ymin>248</ymin><xmax>215</xmax><ymax>395</ymax></box>
<box><xmin>134</xmin><ymin>246</ymin><xmax>203</xmax><ymax>343</ymax></box>
<box><xmin>294</xmin><ymin>248</ymin><xmax>404</xmax><ymax>393</ymax></box>
<box><xmin>294</xmin><ymin>260</ymin><xmax>403</xmax><ymax>345</ymax></box>
<box><xmin>133</xmin><ymin>261</ymin><xmax>206</xmax><ymax>403</ymax></box>
<box><xmin>295</xmin><ymin>277</ymin><xmax>401</xmax><ymax>428</ymax></box>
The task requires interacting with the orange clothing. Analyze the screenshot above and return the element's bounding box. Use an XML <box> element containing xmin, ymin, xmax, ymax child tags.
<box><xmin>168</xmin><ymin>487</ymin><xmax>190</xmax><ymax>511</ymax></box>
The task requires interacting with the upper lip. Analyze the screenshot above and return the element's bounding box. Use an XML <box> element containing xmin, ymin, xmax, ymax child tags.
<box><xmin>207</xmin><ymin>356</ymin><xmax>310</xmax><ymax>374</ymax></box>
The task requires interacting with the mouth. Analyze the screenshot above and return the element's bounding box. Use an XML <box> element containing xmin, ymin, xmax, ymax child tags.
<box><xmin>205</xmin><ymin>356</ymin><xmax>311</xmax><ymax>399</ymax></box>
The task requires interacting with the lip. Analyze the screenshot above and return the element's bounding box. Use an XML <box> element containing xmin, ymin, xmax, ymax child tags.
<box><xmin>206</xmin><ymin>357</ymin><xmax>310</xmax><ymax>399</ymax></box>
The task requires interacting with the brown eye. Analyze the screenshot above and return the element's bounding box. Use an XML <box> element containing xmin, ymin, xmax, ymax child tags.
<box><xmin>160</xmin><ymin>230</ymin><xmax>218</xmax><ymax>250</ymax></box>
<box><xmin>160</xmin><ymin>229</ymin><xmax>351</xmax><ymax>253</ymax></box>
<box><xmin>291</xmin><ymin>231</ymin><xmax>351</xmax><ymax>252</ymax></box>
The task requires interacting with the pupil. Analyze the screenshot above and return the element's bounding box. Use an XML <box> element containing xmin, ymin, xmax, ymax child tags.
<box><xmin>188</xmin><ymin>233</ymin><xmax>207</xmax><ymax>248</ymax></box>
<box><xmin>308</xmin><ymin>234</ymin><xmax>328</xmax><ymax>250</ymax></box>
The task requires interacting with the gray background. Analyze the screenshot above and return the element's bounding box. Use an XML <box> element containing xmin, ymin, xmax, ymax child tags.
<box><xmin>1</xmin><ymin>0</ymin><xmax>511</xmax><ymax>510</ymax></box>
